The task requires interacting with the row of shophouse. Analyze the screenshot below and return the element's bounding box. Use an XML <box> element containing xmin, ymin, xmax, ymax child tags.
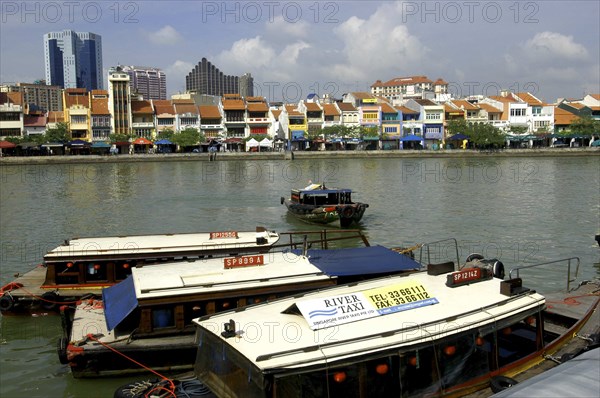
<box><xmin>1</xmin><ymin>81</ymin><xmax>599</xmax><ymax>148</ymax></box>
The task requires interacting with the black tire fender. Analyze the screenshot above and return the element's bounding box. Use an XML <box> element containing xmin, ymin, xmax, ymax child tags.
<box><xmin>342</xmin><ymin>206</ymin><xmax>355</xmax><ymax>218</ymax></box>
<box><xmin>280</xmin><ymin>197</ymin><xmax>285</xmax><ymax>205</ymax></box>
<box><xmin>490</xmin><ymin>375</ymin><xmax>518</xmax><ymax>393</ymax></box>
<box><xmin>0</xmin><ymin>295</ymin><xmax>15</xmax><ymax>312</ymax></box>
<box><xmin>57</xmin><ymin>336</ymin><xmax>69</xmax><ymax>364</ymax></box>
<box><xmin>466</xmin><ymin>253</ymin><xmax>485</xmax><ymax>263</ymax></box>
<box><xmin>41</xmin><ymin>291</ymin><xmax>60</xmax><ymax>311</ymax></box>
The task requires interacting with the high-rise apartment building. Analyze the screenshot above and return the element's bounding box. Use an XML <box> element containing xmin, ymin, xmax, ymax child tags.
<box><xmin>185</xmin><ymin>58</ymin><xmax>241</xmax><ymax>97</ymax></box>
<box><xmin>44</xmin><ymin>30</ymin><xmax>103</xmax><ymax>91</ymax></box>
<box><xmin>1</xmin><ymin>83</ymin><xmax>63</xmax><ymax>112</ymax></box>
<box><xmin>121</xmin><ymin>66</ymin><xmax>167</xmax><ymax>100</ymax></box>
<box><xmin>239</xmin><ymin>73</ymin><xmax>254</xmax><ymax>98</ymax></box>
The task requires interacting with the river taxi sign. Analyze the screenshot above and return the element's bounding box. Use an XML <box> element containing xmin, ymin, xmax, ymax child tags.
<box><xmin>297</xmin><ymin>279</ymin><xmax>439</xmax><ymax>330</ymax></box>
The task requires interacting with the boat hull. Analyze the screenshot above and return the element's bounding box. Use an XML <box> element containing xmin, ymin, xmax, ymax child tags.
<box><xmin>283</xmin><ymin>199</ymin><xmax>368</xmax><ymax>228</ymax></box>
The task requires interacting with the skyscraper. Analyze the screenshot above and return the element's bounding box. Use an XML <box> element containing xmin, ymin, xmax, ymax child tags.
<box><xmin>121</xmin><ymin>66</ymin><xmax>167</xmax><ymax>100</ymax></box>
<box><xmin>239</xmin><ymin>73</ymin><xmax>254</xmax><ymax>98</ymax></box>
<box><xmin>185</xmin><ymin>58</ymin><xmax>242</xmax><ymax>97</ymax></box>
<box><xmin>44</xmin><ymin>30</ymin><xmax>103</xmax><ymax>91</ymax></box>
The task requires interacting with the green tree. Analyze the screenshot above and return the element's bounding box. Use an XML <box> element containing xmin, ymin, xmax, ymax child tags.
<box><xmin>446</xmin><ymin>119</ymin><xmax>470</xmax><ymax>137</ymax></box>
<box><xmin>509</xmin><ymin>125</ymin><xmax>528</xmax><ymax>135</ymax></box>
<box><xmin>44</xmin><ymin>122</ymin><xmax>70</xmax><ymax>143</ymax></box>
<box><xmin>172</xmin><ymin>128</ymin><xmax>201</xmax><ymax>147</ymax></box>
<box><xmin>469</xmin><ymin>123</ymin><xmax>505</xmax><ymax>148</ymax></box>
<box><xmin>569</xmin><ymin>115</ymin><xmax>600</xmax><ymax>136</ymax></box>
<box><xmin>157</xmin><ymin>129</ymin><xmax>175</xmax><ymax>141</ymax></box>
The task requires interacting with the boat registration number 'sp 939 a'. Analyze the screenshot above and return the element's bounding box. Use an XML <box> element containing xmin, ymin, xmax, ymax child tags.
<box><xmin>224</xmin><ymin>254</ymin><xmax>265</xmax><ymax>269</ymax></box>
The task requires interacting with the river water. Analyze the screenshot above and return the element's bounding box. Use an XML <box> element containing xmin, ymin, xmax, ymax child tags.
<box><xmin>1</xmin><ymin>155</ymin><xmax>599</xmax><ymax>397</ymax></box>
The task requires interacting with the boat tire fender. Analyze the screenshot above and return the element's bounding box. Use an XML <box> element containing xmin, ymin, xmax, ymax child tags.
<box><xmin>0</xmin><ymin>295</ymin><xmax>15</xmax><ymax>312</ymax></box>
<box><xmin>342</xmin><ymin>206</ymin><xmax>355</xmax><ymax>218</ymax></box>
<box><xmin>280</xmin><ymin>197</ymin><xmax>285</xmax><ymax>205</ymax></box>
<box><xmin>466</xmin><ymin>253</ymin><xmax>485</xmax><ymax>263</ymax></box>
<box><xmin>41</xmin><ymin>291</ymin><xmax>60</xmax><ymax>311</ymax></box>
<box><xmin>57</xmin><ymin>337</ymin><xmax>69</xmax><ymax>364</ymax></box>
<box><xmin>492</xmin><ymin>260</ymin><xmax>505</xmax><ymax>279</ymax></box>
<box><xmin>490</xmin><ymin>376</ymin><xmax>518</xmax><ymax>393</ymax></box>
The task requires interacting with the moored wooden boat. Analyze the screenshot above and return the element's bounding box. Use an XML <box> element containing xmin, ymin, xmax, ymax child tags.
<box><xmin>281</xmin><ymin>183</ymin><xmax>368</xmax><ymax>227</ymax></box>
<box><xmin>0</xmin><ymin>227</ymin><xmax>280</xmax><ymax>314</ymax></box>
<box><xmin>191</xmin><ymin>257</ymin><xmax>599</xmax><ymax>397</ymax></box>
<box><xmin>59</xmin><ymin>243</ymin><xmax>422</xmax><ymax>378</ymax></box>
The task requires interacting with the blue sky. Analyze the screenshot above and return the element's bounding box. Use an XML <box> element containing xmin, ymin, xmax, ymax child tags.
<box><xmin>1</xmin><ymin>1</ymin><xmax>598</xmax><ymax>102</ymax></box>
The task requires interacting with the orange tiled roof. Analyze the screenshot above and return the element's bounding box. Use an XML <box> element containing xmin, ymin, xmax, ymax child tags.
<box><xmin>372</xmin><ymin>75</ymin><xmax>433</xmax><ymax>88</ymax></box>
<box><xmin>175</xmin><ymin>103</ymin><xmax>199</xmax><ymax>115</ymax></box>
<box><xmin>321</xmin><ymin>104</ymin><xmax>340</xmax><ymax>116</ymax></box>
<box><xmin>565</xmin><ymin>102</ymin><xmax>586</xmax><ymax>110</ymax></box>
<box><xmin>516</xmin><ymin>92</ymin><xmax>543</xmax><ymax>106</ymax></box>
<box><xmin>199</xmin><ymin>105</ymin><xmax>221</xmax><ymax>119</ymax></box>
<box><xmin>24</xmin><ymin>115</ymin><xmax>46</xmax><ymax>127</ymax></box>
<box><xmin>395</xmin><ymin>105</ymin><xmax>419</xmax><ymax>114</ymax></box>
<box><xmin>414</xmin><ymin>99</ymin><xmax>438</xmax><ymax>106</ymax></box>
<box><xmin>434</xmin><ymin>78</ymin><xmax>448</xmax><ymax>85</ymax></box>
<box><xmin>0</xmin><ymin>92</ymin><xmax>23</xmax><ymax>105</ymax></box>
<box><xmin>285</xmin><ymin>104</ymin><xmax>303</xmax><ymax>117</ymax></box>
<box><xmin>271</xmin><ymin>109</ymin><xmax>282</xmax><ymax>120</ymax></box>
<box><xmin>337</xmin><ymin>102</ymin><xmax>357</xmax><ymax>112</ymax></box>
<box><xmin>350</xmin><ymin>92</ymin><xmax>375</xmax><ymax>100</ymax></box>
<box><xmin>451</xmin><ymin>99</ymin><xmax>479</xmax><ymax>111</ymax></box>
<box><xmin>153</xmin><ymin>100</ymin><xmax>175</xmax><ymax>115</ymax></box>
<box><xmin>222</xmin><ymin>96</ymin><xmax>245</xmax><ymax>110</ymax></box>
<box><xmin>554</xmin><ymin>107</ymin><xmax>578</xmax><ymax>125</ymax></box>
<box><xmin>444</xmin><ymin>103</ymin><xmax>463</xmax><ymax>114</ymax></box>
<box><xmin>91</xmin><ymin>97</ymin><xmax>109</xmax><ymax>115</ymax></box>
<box><xmin>47</xmin><ymin>111</ymin><xmax>64</xmax><ymax>123</ymax></box>
<box><xmin>589</xmin><ymin>94</ymin><xmax>600</xmax><ymax>100</ymax></box>
<box><xmin>478</xmin><ymin>103</ymin><xmax>502</xmax><ymax>113</ymax></box>
<box><xmin>64</xmin><ymin>92</ymin><xmax>88</xmax><ymax>109</ymax></box>
<box><xmin>131</xmin><ymin>100</ymin><xmax>154</xmax><ymax>114</ymax></box>
<box><xmin>305</xmin><ymin>102</ymin><xmax>321</xmax><ymax>112</ymax></box>
<box><xmin>489</xmin><ymin>95</ymin><xmax>518</xmax><ymax>103</ymax></box>
<box><xmin>379</xmin><ymin>102</ymin><xmax>397</xmax><ymax>114</ymax></box>
<box><xmin>247</xmin><ymin>102</ymin><xmax>269</xmax><ymax>112</ymax></box>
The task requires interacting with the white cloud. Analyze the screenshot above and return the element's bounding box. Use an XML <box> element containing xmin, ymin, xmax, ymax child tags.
<box><xmin>216</xmin><ymin>36</ymin><xmax>277</xmax><ymax>71</ymax></box>
<box><xmin>522</xmin><ymin>32</ymin><xmax>589</xmax><ymax>62</ymax></box>
<box><xmin>164</xmin><ymin>60</ymin><xmax>194</xmax><ymax>94</ymax></box>
<box><xmin>329</xmin><ymin>2</ymin><xmax>428</xmax><ymax>82</ymax></box>
<box><xmin>265</xmin><ymin>16</ymin><xmax>309</xmax><ymax>39</ymax></box>
<box><xmin>148</xmin><ymin>26</ymin><xmax>183</xmax><ymax>45</ymax></box>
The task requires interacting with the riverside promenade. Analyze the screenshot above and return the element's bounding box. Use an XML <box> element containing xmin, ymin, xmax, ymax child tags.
<box><xmin>0</xmin><ymin>148</ymin><xmax>598</xmax><ymax>165</ymax></box>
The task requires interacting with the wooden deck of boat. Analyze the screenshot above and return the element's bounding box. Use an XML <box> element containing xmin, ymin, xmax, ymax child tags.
<box><xmin>3</xmin><ymin>266</ymin><xmax>102</xmax><ymax>299</ymax></box>
<box><xmin>466</xmin><ymin>281</ymin><xmax>600</xmax><ymax>397</ymax></box>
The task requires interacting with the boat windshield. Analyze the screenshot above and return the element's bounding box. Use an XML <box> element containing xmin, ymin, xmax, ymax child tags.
<box><xmin>197</xmin><ymin>312</ymin><xmax>545</xmax><ymax>397</ymax></box>
<box><xmin>196</xmin><ymin>328</ymin><xmax>266</xmax><ymax>398</ymax></box>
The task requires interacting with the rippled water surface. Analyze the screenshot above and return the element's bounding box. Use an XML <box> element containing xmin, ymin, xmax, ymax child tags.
<box><xmin>1</xmin><ymin>156</ymin><xmax>599</xmax><ymax>397</ymax></box>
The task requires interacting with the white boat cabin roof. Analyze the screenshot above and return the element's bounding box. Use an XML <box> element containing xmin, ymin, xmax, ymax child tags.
<box><xmin>194</xmin><ymin>270</ymin><xmax>546</xmax><ymax>371</ymax></box>
<box><xmin>131</xmin><ymin>251</ymin><xmax>330</xmax><ymax>300</ymax></box>
<box><xmin>43</xmin><ymin>229</ymin><xmax>279</xmax><ymax>261</ymax></box>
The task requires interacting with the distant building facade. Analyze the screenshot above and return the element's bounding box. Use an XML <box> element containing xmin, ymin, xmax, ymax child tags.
<box><xmin>44</xmin><ymin>30</ymin><xmax>103</xmax><ymax>90</ymax></box>
<box><xmin>1</xmin><ymin>83</ymin><xmax>63</xmax><ymax>112</ymax></box>
<box><xmin>239</xmin><ymin>73</ymin><xmax>254</xmax><ymax>98</ymax></box>
<box><xmin>186</xmin><ymin>58</ymin><xmax>245</xmax><ymax>97</ymax></box>
<box><xmin>107</xmin><ymin>67</ymin><xmax>132</xmax><ymax>136</ymax></box>
<box><xmin>121</xmin><ymin>66</ymin><xmax>166</xmax><ymax>100</ymax></box>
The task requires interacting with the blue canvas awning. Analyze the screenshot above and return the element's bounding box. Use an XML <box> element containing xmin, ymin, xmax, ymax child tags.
<box><xmin>102</xmin><ymin>276</ymin><xmax>138</xmax><ymax>331</ymax></box>
<box><xmin>400</xmin><ymin>134</ymin><xmax>424</xmax><ymax>142</ymax></box>
<box><xmin>91</xmin><ymin>142</ymin><xmax>110</xmax><ymax>148</ymax></box>
<box><xmin>155</xmin><ymin>139</ymin><xmax>173</xmax><ymax>145</ymax></box>
<box><xmin>293</xmin><ymin>245</ymin><xmax>423</xmax><ymax>276</ymax></box>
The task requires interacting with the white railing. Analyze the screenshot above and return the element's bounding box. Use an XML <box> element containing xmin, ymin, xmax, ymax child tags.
<box><xmin>132</xmin><ymin>122</ymin><xmax>154</xmax><ymax>128</ymax></box>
